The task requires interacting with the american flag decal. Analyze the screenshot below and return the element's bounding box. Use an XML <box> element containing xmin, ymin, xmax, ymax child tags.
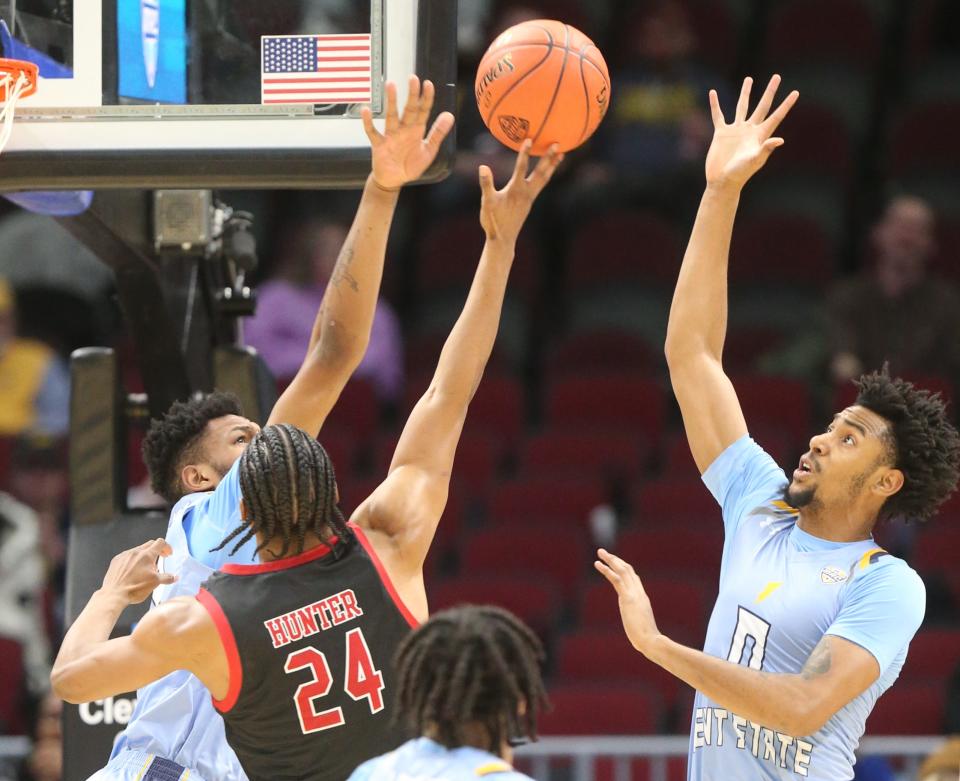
<box><xmin>261</xmin><ymin>34</ymin><xmax>372</xmax><ymax>105</ymax></box>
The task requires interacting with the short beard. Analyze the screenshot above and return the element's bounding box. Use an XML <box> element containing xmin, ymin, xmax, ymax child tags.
<box><xmin>786</xmin><ymin>482</ymin><xmax>817</xmax><ymax>509</ymax></box>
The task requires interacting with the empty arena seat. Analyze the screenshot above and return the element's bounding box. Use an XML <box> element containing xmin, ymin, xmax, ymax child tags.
<box><xmin>865</xmin><ymin>683</ymin><xmax>945</xmax><ymax>734</ymax></box>
<box><xmin>616</xmin><ymin>528</ymin><xmax>723</xmax><ymax>583</ymax></box>
<box><xmin>415</xmin><ymin>213</ymin><xmax>540</xmax><ymax>301</ymax></box>
<box><xmin>374</xmin><ymin>432</ymin><xmax>502</xmax><ymax>497</ymax></box>
<box><xmin>579</xmin><ymin>577</ymin><xmax>713</xmax><ymax>640</ymax></box>
<box><xmin>546</xmin><ymin>375</ymin><xmax>667</xmax><ymax>443</ymax></box>
<box><xmin>888</xmin><ymin>101</ymin><xmax>960</xmax><ymax>176</ymax></box>
<box><xmin>632</xmin><ymin>478</ymin><xmax>719</xmax><ymax>522</ymax></box>
<box><xmin>430</xmin><ymin>575</ymin><xmax>560</xmax><ymax>638</ymax></box>
<box><xmin>0</xmin><ymin>636</ymin><xmax>26</xmax><ymax>734</ymax></box>
<box><xmin>732</xmin><ymin>375</ymin><xmax>813</xmax><ymax>447</ymax></box>
<box><xmin>900</xmin><ymin>629</ymin><xmax>960</xmax><ymax>683</ymax></box>
<box><xmin>912</xmin><ymin>526</ymin><xmax>960</xmax><ymax>572</ymax></box>
<box><xmin>763</xmin><ymin>0</ymin><xmax>879</xmax><ymax>68</ymax></box>
<box><xmin>566</xmin><ymin>210</ymin><xmax>683</xmax><ymax>291</ymax></box>
<box><xmin>546</xmin><ymin>329</ymin><xmax>661</xmax><ymax>377</ymax></box>
<box><xmin>519</xmin><ymin>429</ymin><xmax>647</xmax><ymax>481</ymax></box>
<box><xmin>315</xmin><ymin>378</ymin><xmax>379</xmax><ymax>443</ymax></box>
<box><xmin>730</xmin><ymin>213</ymin><xmax>835</xmax><ymax>289</ymax></box>
<box><xmin>539</xmin><ymin>684</ymin><xmax>661</xmax><ymax>735</ymax></box>
<box><xmin>763</xmin><ymin>104</ymin><xmax>853</xmax><ymax>184</ymax></box>
<box><xmin>462</xmin><ymin>527</ymin><xmax>588</xmax><ymax>597</ymax></box>
<box><xmin>487</xmin><ymin>477</ymin><xmax>607</xmax><ymax>526</ymax></box>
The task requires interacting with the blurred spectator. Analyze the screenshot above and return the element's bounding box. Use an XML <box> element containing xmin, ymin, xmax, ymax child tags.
<box><xmin>916</xmin><ymin>736</ymin><xmax>960</xmax><ymax>781</ymax></box>
<box><xmin>575</xmin><ymin>0</ymin><xmax>732</xmax><ymax>214</ymax></box>
<box><xmin>0</xmin><ymin>279</ymin><xmax>69</xmax><ymax>438</ymax></box>
<box><xmin>827</xmin><ymin>196</ymin><xmax>960</xmax><ymax>385</ymax></box>
<box><xmin>244</xmin><ymin>219</ymin><xmax>404</xmax><ymax>403</ymax></box>
<box><xmin>7</xmin><ymin>437</ymin><xmax>68</xmax><ymax>637</ymax></box>
<box><xmin>23</xmin><ymin>692</ymin><xmax>61</xmax><ymax>781</ymax></box>
<box><xmin>0</xmin><ymin>492</ymin><xmax>49</xmax><ymax>696</ymax></box>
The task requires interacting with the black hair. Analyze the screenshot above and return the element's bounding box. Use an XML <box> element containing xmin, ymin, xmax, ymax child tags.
<box><xmin>854</xmin><ymin>367</ymin><xmax>960</xmax><ymax>523</ymax></box>
<box><xmin>142</xmin><ymin>392</ymin><xmax>243</xmax><ymax>504</ymax></box>
<box><xmin>213</xmin><ymin>423</ymin><xmax>349</xmax><ymax>558</ymax></box>
<box><xmin>393</xmin><ymin>605</ymin><xmax>547</xmax><ymax>754</ymax></box>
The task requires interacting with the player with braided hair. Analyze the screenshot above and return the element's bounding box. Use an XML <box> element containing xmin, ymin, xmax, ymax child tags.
<box><xmin>350</xmin><ymin>605</ymin><xmax>546</xmax><ymax>780</ymax></box>
<box><xmin>53</xmin><ymin>140</ymin><xmax>563</xmax><ymax>781</ymax></box>
<box><xmin>54</xmin><ymin>74</ymin><xmax>454</xmax><ymax>781</ymax></box>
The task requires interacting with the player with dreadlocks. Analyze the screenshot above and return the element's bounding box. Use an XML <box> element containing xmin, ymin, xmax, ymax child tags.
<box><xmin>52</xmin><ymin>139</ymin><xmax>563</xmax><ymax>781</ymax></box>
<box><xmin>350</xmin><ymin>605</ymin><xmax>546</xmax><ymax>780</ymax></box>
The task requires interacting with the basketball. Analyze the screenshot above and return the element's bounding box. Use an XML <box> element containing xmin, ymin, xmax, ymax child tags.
<box><xmin>474</xmin><ymin>19</ymin><xmax>610</xmax><ymax>155</ymax></box>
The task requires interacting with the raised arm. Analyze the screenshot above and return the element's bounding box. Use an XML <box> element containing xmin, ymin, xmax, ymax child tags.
<box><xmin>267</xmin><ymin>76</ymin><xmax>454</xmax><ymax>436</ymax></box>
<box><xmin>352</xmin><ymin>142</ymin><xmax>562</xmax><ymax>573</ymax></box>
<box><xmin>665</xmin><ymin>76</ymin><xmax>797</xmax><ymax>472</ymax></box>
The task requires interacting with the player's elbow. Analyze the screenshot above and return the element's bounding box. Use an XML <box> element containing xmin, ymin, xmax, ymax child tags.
<box><xmin>787</xmin><ymin>703</ymin><xmax>831</xmax><ymax>738</ymax></box>
<box><xmin>312</xmin><ymin>321</ymin><xmax>367</xmax><ymax>374</ymax></box>
<box><xmin>50</xmin><ymin>664</ymin><xmax>90</xmax><ymax>704</ymax></box>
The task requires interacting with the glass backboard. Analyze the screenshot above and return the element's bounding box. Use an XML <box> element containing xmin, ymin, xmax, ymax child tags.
<box><xmin>0</xmin><ymin>0</ymin><xmax>456</xmax><ymax>188</ymax></box>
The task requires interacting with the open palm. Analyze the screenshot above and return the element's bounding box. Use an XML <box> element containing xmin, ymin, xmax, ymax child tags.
<box><xmin>705</xmin><ymin>75</ymin><xmax>798</xmax><ymax>190</ymax></box>
<box><xmin>362</xmin><ymin>75</ymin><xmax>455</xmax><ymax>191</ymax></box>
<box><xmin>479</xmin><ymin>140</ymin><xmax>563</xmax><ymax>244</ymax></box>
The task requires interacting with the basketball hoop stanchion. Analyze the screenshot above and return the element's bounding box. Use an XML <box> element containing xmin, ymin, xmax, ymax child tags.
<box><xmin>0</xmin><ymin>58</ymin><xmax>38</xmax><ymax>153</ymax></box>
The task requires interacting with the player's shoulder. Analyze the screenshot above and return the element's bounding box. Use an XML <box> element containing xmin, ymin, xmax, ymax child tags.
<box><xmin>848</xmin><ymin>545</ymin><xmax>925</xmax><ymax>596</ymax></box>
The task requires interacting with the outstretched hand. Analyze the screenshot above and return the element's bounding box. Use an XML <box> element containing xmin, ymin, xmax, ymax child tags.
<box><xmin>362</xmin><ymin>75</ymin><xmax>455</xmax><ymax>191</ymax></box>
<box><xmin>704</xmin><ymin>74</ymin><xmax>798</xmax><ymax>191</ymax></box>
<box><xmin>479</xmin><ymin>140</ymin><xmax>563</xmax><ymax>244</ymax></box>
<box><xmin>595</xmin><ymin>548</ymin><xmax>662</xmax><ymax>657</ymax></box>
<box><xmin>100</xmin><ymin>538</ymin><xmax>176</xmax><ymax>605</ymax></box>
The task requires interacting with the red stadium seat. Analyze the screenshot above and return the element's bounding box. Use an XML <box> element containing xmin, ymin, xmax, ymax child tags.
<box><xmin>546</xmin><ymin>375</ymin><xmax>667</xmax><ymax>444</ymax></box>
<box><xmin>374</xmin><ymin>432</ymin><xmax>502</xmax><ymax>497</ymax></box>
<box><xmin>912</xmin><ymin>526</ymin><xmax>960</xmax><ymax>572</ymax></box>
<box><xmin>888</xmin><ymin>102</ymin><xmax>960</xmax><ymax>176</ymax></box>
<box><xmin>763</xmin><ymin>104</ymin><xmax>853</xmax><ymax>183</ymax></box>
<box><xmin>555</xmin><ymin>629</ymin><xmax>684</xmax><ymax>708</ymax></box>
<box><xmin>764</xmin><ymin>0</ymin><xmax>879</xmax><ymax>67</ymax></box>
<box><xmin>730</xmin><ymin>213</ymin><xmax>835</xmax><ymax>289</ymax></box>
<box><xmin>316</xmin><ymin>378</ymin><xmax>379</xmax><ymax>443</ymax></box>
<box><xmin>539</xmin><ymin>684</ymin><xmax>661</xmax><ymax>735</ymax></box>
<box><xmin>732</xmin><ymin>375</ymin><xmax>813</xmax><ymax>447</ymax></box>
<box><xmin>430</xmin><ymin>575</ymin><xmax>560</xmax><ymax>638</ymax></box>
<box><xmin>722</xmin><ymin>326</ymin><xmax>789</xmax><ymax>373</ymax></box>
<box><xmin>487</xmin><ymin>477</ymin><xmax>607</xmax><ymax>526</ymax></box>
<box><xmin>518</xmin><ymin>429</ymin><xmax>647</xmax><ymax>481</ymax></box>
<box><xmin>415</xmin><ymin>213</ymin><xmax>539</xmax><ymax>301</ymax></box>
<box><xmin>899</xmin><ymin>629</ymin><xmax>960</xmax><ymax>683</ymax></box>
<box><xmin>865</xmin><ymin>683</ymin><xmax>945</xmax><ymax>734</ymax></box>
<box><xmin>662</xmin><ymin>433</ymin><xmax>702</xmax><ymax>480</ymax></box>
<box><xmin>546</xmin><ymin>329</ymin><xmax>661</xmax><ymax>378</ymax></box>
<box><xmin>617</xmin><ymin>528</ymin><xmax>723</xmax><ymax>583</ymax></box>
<box><xmin>567</xmin><ymin>211</ymin><xmax>683</xmax><ymax>291</ymax></box>
<box><xmin>461</xmin><ymin>527</ymin><xmax>588</xmax><ymax>597</ymax></box>
<box><xmin>0</xmin><ymin>636</ymin><xmax>26</xmax><ymax>734</ymax></box>
<box><xmin>462</xmin><ymin>375</ymin><xmax>526</xmax><ymax>444</ymax></box>
<box><xmin>632</xmin><ymin>479</ymin><xmax>719</xmax><ymax>522</ymax></box>
<box><xmin>579</xmin><ymin>577</ymin><xmax>713</xmax><ymax>640</ymax></box>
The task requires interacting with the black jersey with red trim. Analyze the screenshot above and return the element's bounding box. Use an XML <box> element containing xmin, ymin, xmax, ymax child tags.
<box><xmin>196</xmin><ymin>522</ymin><xmax>417</xmax><ymax>781</ymax></box>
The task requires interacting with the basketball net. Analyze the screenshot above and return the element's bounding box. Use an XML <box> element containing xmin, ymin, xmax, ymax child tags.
<box><xmin>0</xmin><ymin>59</ymin><xmax>39</xmax><ymax>154</ymax></box>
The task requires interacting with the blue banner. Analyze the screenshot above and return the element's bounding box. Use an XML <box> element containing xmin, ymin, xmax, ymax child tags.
<box><xmin>117</xmin><ymin>0</ymin><xmax>187</xmax><ymax>103</ymax></box>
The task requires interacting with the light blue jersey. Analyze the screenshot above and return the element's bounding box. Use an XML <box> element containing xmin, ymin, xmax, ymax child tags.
<box><xmin>349</xmin><ymin>737</ymin><xmax>533</xmax><ymax>781</ymax></box>
<box><xmin>687</xmin><ymin>436</ymin><xmax>926</xmax><ymax>781</ymax></box>
<box><xmin>104</xmin><ymin>459</ymin><xmax>259</xmax><ymax>781</ymax></box>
